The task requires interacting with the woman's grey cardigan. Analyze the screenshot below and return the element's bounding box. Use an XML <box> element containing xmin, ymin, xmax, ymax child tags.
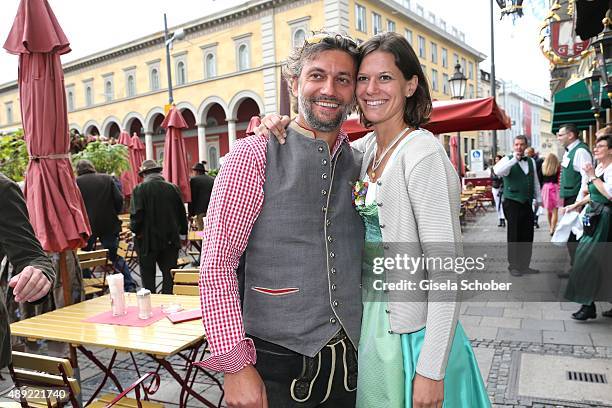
<box><xmin>353</xmin><ymin>129</ymin><xmax>462</xmax><ymax>380</ymax></box>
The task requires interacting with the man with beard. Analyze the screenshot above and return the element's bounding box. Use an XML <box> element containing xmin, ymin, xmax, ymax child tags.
<box><xmin>197</xmin><ymin>33</ymin><xmax>364</xmax><ymax>407</ymax></box>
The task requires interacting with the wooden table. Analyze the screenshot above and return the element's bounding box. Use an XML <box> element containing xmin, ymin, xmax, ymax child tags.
<box><xmin>10</xmin><ymin>294</ymin><xmax>221</xmax><ymax>408</ymax></box>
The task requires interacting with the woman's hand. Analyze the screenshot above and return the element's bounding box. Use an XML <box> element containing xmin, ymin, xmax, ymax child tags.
<box><xmin>253</xmin><ymin>114</ymin><xmax>291</xmax><ymax>143</ymax></box>
<box><xmin>412</xmin><ymin>373</ymin><xmax>444</xmax><ymax>408</ymax></box>
<box><xmin>583</xmin><ymin>162</ymin><xmax>595</xmax><ymax>178</ymax></box>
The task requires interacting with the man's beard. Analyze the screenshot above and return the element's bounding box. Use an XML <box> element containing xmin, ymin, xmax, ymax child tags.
<box><xmin>298</xmin><ymin>94</ymin><xmax>352</xmax><ymax>132</ymax></box>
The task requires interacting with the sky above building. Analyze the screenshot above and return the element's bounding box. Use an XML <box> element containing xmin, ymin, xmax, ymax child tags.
<box><xmin>0</xmin><ymin>0</ymin><xmax>552</xmax><ymax>99</ymax></box>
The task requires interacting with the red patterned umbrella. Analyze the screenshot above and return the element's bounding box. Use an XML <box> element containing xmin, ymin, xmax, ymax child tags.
<box><xmin>117</xmin><ymin>130</ymin><xmax>135</xmax><ymax>196</ymax></box>
<box><xmin>4</xmin><ymin>0</ymin><xmax>91</xmax><ymax>305</ymax></box>
<box><xmin>161</xmin><ymin>106</ymin><xmax>191</xmax><ymax>202</ymax></box>
<box><xmin>129</xmin><ymin>133</ymin><xmax>145</xmax><ymax>186</ymax></box>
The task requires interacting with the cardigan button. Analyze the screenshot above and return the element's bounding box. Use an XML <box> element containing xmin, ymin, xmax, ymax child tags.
<box><xmin>330</xmin><ymin>267</ymin><xmax>337</xmax><ymax>274</ymax></box>
<box><xmin>322</xmin><ymin>159</ymin><xmax>328</xmax><ymax>166</ymax></box>
<box><xmin>327</xmin><ymin>235</ymin><xmax>333</xmax><ymax>242</ymax></box>
<box><xmin>330</xmin><ymin>317</ymin><xmax>337</xmax><ymax>324</ymax></box>
<box><xmin>333</xmin><ymin>300</ymin><xmax>339</xmax><ymax>307</ymax></box>
<box><xmin>331</xmin><ymin>284</ymin><xmax>337</xmax><ymax>291</ymax></box>
<box><xmin>322</xmin><ymin>173</ymin><xmax>328</xmax><ymax>179</ymax></box>
<box><xmin>318</xmin><ymin>146</ymin><xmax>324</xmax><ymax>152</ymax></box>
<box><xmin>329</xmin><ymin>251</ymin><xmax>335</xmax><ymax>258</ymax></box>
<box><xmin>321</xmin><ymin>189</ymin><xmax>327</xmax><ymax>196</ymax></box>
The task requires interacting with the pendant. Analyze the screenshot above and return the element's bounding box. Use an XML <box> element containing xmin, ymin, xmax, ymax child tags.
<box><xmin>371</xmin><ymin>171</ymin><xmax>376</xmax><ymax>179</ymax></box>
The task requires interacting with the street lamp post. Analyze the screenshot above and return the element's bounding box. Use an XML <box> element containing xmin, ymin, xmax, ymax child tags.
<box><xmin>449</xmin><ymin>63</ymin><xmax>468</xmax><ymax>178</ymax></box>
<box><xmin>164</xmin><ymin>13</ymin><xmax>185</xmax><ymax>105</ymax></box>
<box><xmin>490</xmin><ymin>0</ymin><xmax>498</xmax><ymax>158</ymax></box>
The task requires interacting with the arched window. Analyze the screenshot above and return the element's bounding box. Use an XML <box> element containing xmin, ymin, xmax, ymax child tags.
<box><xmin>104</xmin><ymin>81</ymin><xmax>113</xmax><ymax>102</ymax></box>
<box><xmin>85</xmin><ymin>86</ymin><xmax>93</xmax><ymax>106</ymax></box>
<box><xmin>293</xmin><ymin>29</ymin><xmax>306</xmax><ymax>48</ymax></box>
<box><xmin>67</xmin><ymin>91</ymin><xmax>74</xmax><ymax>111</ymax></box>
<box><xmin>150</xmin><ymin>68</ymin><xmax>159</xmax><ymax>90</ymax></box>
<box><xmin>205</xmin><ymin>53</ymin><xmax>216</xmax><ymax>78</ymax></box>
<box><xmin>127</xmin><ymin>75</ymin><xmax>135</xmax><ymax>97</ymax></box>
<box><xmin>176</xmin><ymin>61</ymin><xmax>186</xmax><ymax>85</ymax></box>
<box><xmin>208</xmin><ymin>146</ymin><xmax>219</xmax><ymax>169</ymax></box>
<box><xmin>238</xmin><ymin>44</ymin><xmax>249</xmax><ymax>71</ymax></box>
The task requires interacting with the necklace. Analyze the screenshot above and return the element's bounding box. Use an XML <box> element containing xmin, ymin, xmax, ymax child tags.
<box><xmin>370</xmin><ymin>127</ymin><xmax>411</xmax><ymax>179</ymax></box>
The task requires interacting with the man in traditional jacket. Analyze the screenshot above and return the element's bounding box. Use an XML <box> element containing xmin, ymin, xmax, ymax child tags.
<box><xmin>130</xmin><ymin>160</ymin><xmax>188</xmax><ymax>294</ymax></box>
<box><xmin>494</xmin><ymin>135</ymin><xmax>542</xmax><ymax>277</ymax></box>
<box><xmin>557</xmin><ymin>123</ymin><xmax>593</xmax><ymax>277</ymax></box>
<box><xmin>0</xmin><ymin>173</ymin><xmax>55</xmax><ymax>369</ymax></box>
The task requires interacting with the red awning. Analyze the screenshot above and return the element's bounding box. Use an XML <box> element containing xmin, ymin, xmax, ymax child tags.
<box><xmin>342</xmin><ymin>97</ymin><xmax>510</xmax><ymax>140</ymax></box>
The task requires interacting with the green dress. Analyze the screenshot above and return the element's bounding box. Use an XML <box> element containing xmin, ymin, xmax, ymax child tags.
<box><xmin>355</xmin><ymin>202</ymin><xmax>491</xmax><ymax>408</ymax></box>
<box><xmin>565</xmin><ymin>176</ymin><xmax>612</xmax><ymax>305</ymax></box>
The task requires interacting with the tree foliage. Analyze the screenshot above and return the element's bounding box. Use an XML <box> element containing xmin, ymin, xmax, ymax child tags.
<box><xmin>71</xmin><ymin>140</ymin><xmax>129</xmax><ymax>175</ymax></box>
<box><xmin>0</xmin><ymin>129</ymin><xmax>28</xmax><ymax>182</ymax></box>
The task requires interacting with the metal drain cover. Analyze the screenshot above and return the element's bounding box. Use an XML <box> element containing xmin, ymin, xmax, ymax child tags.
<box><xmin>517</xmin><ymin>354</ymin><xmax>612</xmax><ymax>405</ymax></box>
<box><xmin>567</xmin><ymin>371</ymin><xmax>608</xmax><ymax>384</ymax></box>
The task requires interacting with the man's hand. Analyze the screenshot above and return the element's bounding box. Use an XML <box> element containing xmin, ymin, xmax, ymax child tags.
<box><xmin>412</xmin><ymin>373</ymin><xmax>444</xmax><ymax>408</ymax></box>
<box><xmin>513</xmin><ymin>151</ymin><xmax>523</xmax><ymax>161</ymax></box>
<box><xmin>583</xmin><ymin>162</ymin><xmax>595</xmax><ymax>178</ymax></box>
<box><xmin>254</xmin><ymin>114</ymin><xmax>291</xmax><ymax>144</ymax></box>
<box><xmin>224</xmin><ymin>364</ymin><xmax>268</xmax><ymax>408</ymax></box>
<box><xmin>8</xmin><ymin>266</ymin><xmax>52</xmax><ymax>303</ymax></box>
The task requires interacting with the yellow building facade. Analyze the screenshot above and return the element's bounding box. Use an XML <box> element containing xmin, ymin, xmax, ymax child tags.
<box><xmin>0</xmin><ymin>0</ymin><xmax>484</xmax><ymax>169</ymax></box>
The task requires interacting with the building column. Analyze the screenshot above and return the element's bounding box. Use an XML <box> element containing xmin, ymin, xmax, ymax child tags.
<box><xmin>227</xmin><ymin>118</ymin><xmax>237</xmax><ymax>150</ymax></box>
<box><xmin>197</xmin><ymin>124</ymin><xmax>207</xmax><ymax>163</ymax></box>
<box><xmin>145</xmin><ymin>131</ymin><xmax>154</xmax><ymax>160</ymax></box>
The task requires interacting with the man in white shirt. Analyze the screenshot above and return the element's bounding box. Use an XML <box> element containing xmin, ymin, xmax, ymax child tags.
<box><xmin>493</xmin><ymin>135</ymin><xmax>542</xmax><ymax>277</ymax></box>
<box><xmin>557</xmin><ymin>123</ymin><xmax>593</xmax><ymax>277</ymax></box>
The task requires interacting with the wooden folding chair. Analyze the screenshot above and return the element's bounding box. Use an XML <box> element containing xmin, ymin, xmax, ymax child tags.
<box><xmin>171</xmin><ymin>269</ymin><xmax>199</xmax><ymax>296</ymax></box>
<box><xmin>77</xmin><ymin>249</ymin><xmax>109</xmax><ymax>297</ymax></box>
<box><xmin>9</xmin><ymin>351</ymin><xmax>163</xmax><ymax>408</ymax></box>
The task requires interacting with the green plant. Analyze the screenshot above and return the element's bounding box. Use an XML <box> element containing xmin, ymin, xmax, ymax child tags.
<box><xmin>207</xmin><ymin>168</ymin><xmax>219</xmax><ymax>177</ymax></box>
<box><xmin>71</xmin><ymin>140</ymin><xmax>129</xmax><ymax>175</ymax></box>
<box><xmin>0</xmin><ymin>129</ymin><xmax>28</xmax><ymax>182</ymax></box>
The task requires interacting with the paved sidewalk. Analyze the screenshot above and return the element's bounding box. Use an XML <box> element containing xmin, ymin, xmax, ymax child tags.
<box><xmin>460</xmin><ymin>207</ymin><xmax>612</xmax><ymax>408</ymax></box>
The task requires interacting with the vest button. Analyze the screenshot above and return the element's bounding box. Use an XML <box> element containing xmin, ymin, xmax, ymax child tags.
<box><xmin>383</xmin><ymin>244</ymin><xmax>390</xmax><ymax>250</ymax></box>
<box><xmin>377</xmin><ymin>180</ymin><xmax>382</xmax><ymax>186</ymax></box>
<box><xmin>318</xmin><ymin>146</ymin><xmax>324</xmax><ymax>152</ymax></box>
<box><xmin>321</xmin><ymin>189</ymin><xmax>327</xmax><ymax>196</ymax></box>
<box><xmin>330</xmin><ymin>317</ymin><xmax>337</xmax><ymax>324</ymax></box>
<box><xmin>385</xmin><ymin>309</ymin><xmax>391</xmax><ymax>314</ymax></box>
<box><xmin>388</xmin><ymin>330</ymin><xmax>393</xmax><ymax>334</ymax></box>
<box><xmin>322</xmin><ymin>173</ymin><xmax>328</xmax><ymax>179</ymax></box>
<box><xmin>377</xmin><ymin>202</ymin><xmax>383</xmax><ymax>207</ymax></box>
<box><xmin>327</xmin><ymin>235</ymin><xmax>333</xmax><ymax>242</ymax></box>
<box><xmin>322</xmin><ymin>159</ymin><xmax>328</xmax><ymax>166</ymax></box>
<box><xmin>380</xmin><ymin>224</ymin><xmax>385</xmax><ymax>228</ymax></box>
<box><xmin>330</xmin><ymin>268</ymin><xmax>337</xmax><ymax>274</ymax></box>
<box><xmin>329</xmin><ymin>251</ymin><xmax>335</xmax><ymax>258</ymax></box>
<box><xmin>331</xmin><ymin>284</ymin><xmax>337</xmax><ymax>291</ymax></box>
<box><xmin>333</xmin><ymin>300</ymin><xmax>339</xmax><ymax>307</ymax></box>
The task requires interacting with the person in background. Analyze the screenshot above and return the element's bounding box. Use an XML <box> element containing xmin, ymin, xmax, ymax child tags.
<box><xmin>493</xmin><ymin>135</ymin><xmax>542</xmax><ymax>277</ymax></box>
<box><xmin>557</xmin><ymin>123</ymin><xmax>593</xmax><ymax>278</ymax></box>
<box><xmin>540</xmin><ymin>153</ymin><xmax>561</xmax><ymax>236</ymax></box>
<box><xmin>526</xmin><ymin>147</ymin><xmax>544</xmax><ymax>229</ymax></box>
<box><xmin>188</xmin><ymin>161</ymin><xmax>214</xmax><ymax>231</ymax></box>
<box><xmin>491</xmin><ymin>154</ymin><xmax>506</xmax><ymax>227</ymax></box>
<box><xmin>564</xmin><ymin>134</ymin><xmax>612</xmax><ymax>320</ymax></box>
<box><xmin>0</xmin><ymin>173</ymin><xmax>55</xmax><ymax>369</ymax></box>
<box><xmin>130</xmin><ymin>160</ymin><xmax>188</xmax><ymax>294</ymax></box>
<box><xmin>75</xmin><ymin>160</ymin><xmax>136</xmax><ymax>292</ymax></box>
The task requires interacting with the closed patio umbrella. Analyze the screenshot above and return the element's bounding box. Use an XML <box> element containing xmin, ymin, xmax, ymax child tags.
<box><xmin>117</xmin><ymin>130</ymin><xmax>135</xmax><ymax>196</ymax></box>
<box><xmin>129</xmin><ymin>133</ymin><xmax>145</xmax><ymax>186</ymax></box>
<box><xmin>161</xmin><ymin>106</ymin><xmax>191</xmax><ymax>202</ymax></box>
<box><xmin>450</xmin><ymin>135</ymin><xmax>465</xmax><ymax>177</ymax></box>
<box><xmin>4</xmin><ymin>0</ymin><xmax>91</xmax><ymax>306</ymax></box>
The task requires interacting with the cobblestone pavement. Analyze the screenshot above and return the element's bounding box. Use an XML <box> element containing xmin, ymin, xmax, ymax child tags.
<box><xmin>1</xmin><ymin>205</ymin><xmax>611</xmax><ymax>407</ymax></box>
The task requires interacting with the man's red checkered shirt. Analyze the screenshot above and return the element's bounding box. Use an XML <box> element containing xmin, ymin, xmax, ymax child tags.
<box><xmin>195</xmin><ymin>124</ymin><xmax>349</xmax><ymax>373</ymax></box>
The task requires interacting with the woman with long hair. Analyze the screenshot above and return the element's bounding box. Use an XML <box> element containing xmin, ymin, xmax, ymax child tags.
<box><xmin>541</xmin><ymin>153</ymin><xmax>561</xmax><ymax>235</ymax></box>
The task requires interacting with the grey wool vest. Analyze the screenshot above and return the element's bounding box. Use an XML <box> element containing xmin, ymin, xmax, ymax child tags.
<box><xmin>242</xmin><ymin>126</ymin><xmax>365</xmax><ymax>357</ymax></box>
